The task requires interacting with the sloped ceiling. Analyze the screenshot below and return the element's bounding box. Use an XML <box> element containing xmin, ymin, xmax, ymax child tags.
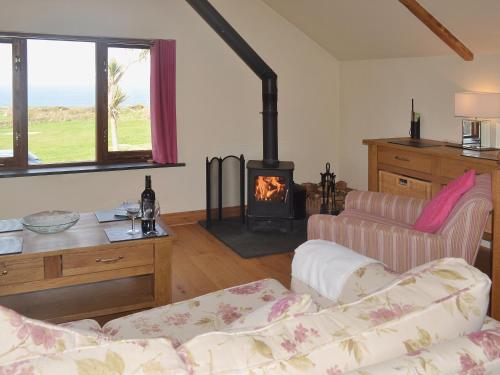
<box><xmin>262</xmin><ymin>0</ymin><xmax>500</xmax><ymax>60</ymax></box>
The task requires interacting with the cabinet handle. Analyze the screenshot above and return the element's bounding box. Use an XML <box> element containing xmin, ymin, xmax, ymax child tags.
<box><xmin>95</xmin><ymin>256</ymin><xmax>123</xmax><ymax>264</ymax></box>
<box><xmin>395</xmin><ymin>156</ymin><xmax>410</xmax><ymax>162</ymax></box>
<box><xmin>0</xmin><ymin>270</ymin><xmax>8</xmax><ymax>276</ymax></box>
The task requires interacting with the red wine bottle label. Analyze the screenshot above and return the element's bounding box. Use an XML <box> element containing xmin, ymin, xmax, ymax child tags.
<box><xmin>142</xmin><ymin>198</ymin><xmax>155</xmax><ymax>219</ymax></box>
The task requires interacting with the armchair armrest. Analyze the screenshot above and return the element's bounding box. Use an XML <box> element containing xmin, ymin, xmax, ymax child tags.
<box><xmin>307</xmin><ymin>214</ymin><xmax>444</xmax><ymax>272</ymax></box>
<box><xmin>345</xmin><ymin>190</ymin><xmax>428</xmax><ymax>226</ymax></box>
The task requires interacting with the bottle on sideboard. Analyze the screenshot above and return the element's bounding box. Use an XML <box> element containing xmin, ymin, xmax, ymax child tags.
<box><xmin>141</xmin><ymin>175</ymin><xmax>156</xmax><ymax>234</ymax></box>
<box><xmin>410</xmin><ymin>98</ymin><xmax>421</xmax><ymax>140</ymax></box>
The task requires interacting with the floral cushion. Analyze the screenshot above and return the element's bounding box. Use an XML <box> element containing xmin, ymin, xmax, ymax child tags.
<box><xmin>345</xmin><ymin>325</ymin><xmax>500</xmax><ymax>374</ymax></box>
<box><xmin>0</xmin><ymin>306</ymin><xmax>102</xmax><ymax>365</ymax></box>
<box><xmin>291</xmin><ymin>263</ymin><xmax>399</xmax><ymax>308</ymax></box>
<box><xmin>483</xmin><ymin>316</ymin><xmax>500</xmax><ymax>331</ymax></box>
<box><xmin>0</xmin><ymin>338</ymin><xmax>187</xmax><ymax>375</ymax></box>
<box><xmin>227</xmin><ymin>294</ymin><xmax>318</xmax><ymax>331</ymax></box>
<box><xmin>178</xmin><ymin>258</ymin><xmax>490</xmax><ymax>374</ymax></box>
<box><xmin>102</xmin><ymin>278</ymin><xmax>290</xmax><ymax>347</ymax></box>
<box><xmin>59</xmin><ymin>319</ymin><xmax>103</xmax><ymax>338</ymax></box>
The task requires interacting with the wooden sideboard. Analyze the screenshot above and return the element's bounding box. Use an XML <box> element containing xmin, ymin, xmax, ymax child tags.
<box><xmin>0</xmin><ymin>213</ymin><xmax>173</xmax><ymax>324</ymax></box>
<box><xmin>363</xmin><ymin>138</ymin><xmax>500</xmax><ymax>319</ymax></box>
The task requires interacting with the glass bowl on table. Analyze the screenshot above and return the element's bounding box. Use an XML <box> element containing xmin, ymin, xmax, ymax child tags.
<box><xmin>21</xmin><ymin>211</ymin><xmax>80</xmax><ymax>234</ymax></box>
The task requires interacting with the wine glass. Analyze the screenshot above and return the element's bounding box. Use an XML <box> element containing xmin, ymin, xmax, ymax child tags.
<box><xmin>145</xmin><ymin>200</ymin><xmax>161</xmax><ymax>237</ymax></box>
<box><xmin>123</xmin><ymin>201</ymin><xmax>141</xmax><ymax>235</ymax></box>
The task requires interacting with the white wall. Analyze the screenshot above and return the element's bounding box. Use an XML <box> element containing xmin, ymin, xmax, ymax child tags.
<box><xmin>0</xmin><ymin>0</ymin><xmax>341</xmax><ymax>218</ymax></box>
<box><xmin>340</xmin><ymin>53</ymin><xmax>500</xmax><ymax>190</ymax></box>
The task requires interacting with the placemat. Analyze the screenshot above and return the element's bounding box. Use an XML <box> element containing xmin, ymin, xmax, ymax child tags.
<box><xmin>104</xmin><ymin>224</ymin><xmax>168</xmax><ymax>243</ymax></box>
<box><xmin>0</xmin><ymin>237</ymin><xmax>23</xmax><ymax>255</ymax></box>
<box><xmin>389</xmin><ymin>140</ymin><xmax>438</xmax><ymax>148</ymax></box>
<box><xmin>95</xmin><ymin>210</ymin><xmax>129</xmax><ymax>223</ymax></box>
<box><xmin>0</xmin><ymin>219</ymin><xmax>23</xmax><ymax>233</ymax></box>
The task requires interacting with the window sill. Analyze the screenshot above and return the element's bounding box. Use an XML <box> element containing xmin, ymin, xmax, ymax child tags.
<box><xmin>0</xmin><ymin>162</ymin><xmax>185</xmax><ymax>179</ymax></box>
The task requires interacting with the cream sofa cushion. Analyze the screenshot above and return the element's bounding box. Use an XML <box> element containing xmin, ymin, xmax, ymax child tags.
<box><xmin>59</xmin><ymin>319</ymin><xmax>103</xmax><ymax>337</ymax></box>
<box><xmin>178</xmin><ymin>258</ymin><xmax>490</xmax><ymax>374</ymax></box>
<box><xmin>291</xmin><ymin>263</ymin><xmax>399</xmax><ymax>308</ymax></box>
<box><xmin>227</xmin><ymin>294</ymin><xmax>318</xmax><ymax>331</ymax></box>
<box><xmin>101</xmin><ymin>278</ymin><xmax>290</xmax><ymax>346</ymax></box>
<box><xmin>346</xmin><ymin>322</ymin><xmax>500</xmax><ymax>374</ymax></box>
<box><xmin>0</xmin><ymin>338</ymin><xmax>187</xmax><ymax>375</ymax></box>
<box><xmin>0</xmin><ymin>305</ymin><xmax>102</xmax><ymax>364</ymax></box>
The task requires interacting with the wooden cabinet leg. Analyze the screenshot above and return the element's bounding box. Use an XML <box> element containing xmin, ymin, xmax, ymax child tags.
<box><xmin>154</xmin><ymin>240</ymin><xmax>172</xmax><ymax>306</ymax></box>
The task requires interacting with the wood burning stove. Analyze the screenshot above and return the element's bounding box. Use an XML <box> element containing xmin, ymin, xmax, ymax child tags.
<box><xmin>247</xmin><ymin>160</ymin><xmax>294</xmax><ymax>231</ymax></box>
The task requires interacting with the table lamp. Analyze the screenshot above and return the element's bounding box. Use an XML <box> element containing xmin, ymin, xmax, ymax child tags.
<box><xmin>454</xmin><ymin>92</ymin><xmax>500</xmax><ymax>150</ymax></box>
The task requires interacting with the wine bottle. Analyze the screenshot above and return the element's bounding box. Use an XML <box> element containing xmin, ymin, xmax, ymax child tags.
<box><xmin>141</xmin><ymin>175</ymin><xmax>156</xmax><ymax>234</ymax></box>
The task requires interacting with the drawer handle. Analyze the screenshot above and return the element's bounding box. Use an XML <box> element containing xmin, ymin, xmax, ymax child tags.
<box><xmin>95</xmin><ymin>256</ymin><xmax>124</xmax><ymax>264</ymax></box>
<box><xmin>0</xmin><ymin>270</ymin><xmax>8</xmax><ymax>276</ymax></box>
<box><xmin>399</xmin><ymin>178</ymin><xmax>408</xmax><ymax>186</ymax></box>
<box><xmin>395</xmin><ymin>156</ymin><xmax>410</xmax><ymax>162</ymax></box>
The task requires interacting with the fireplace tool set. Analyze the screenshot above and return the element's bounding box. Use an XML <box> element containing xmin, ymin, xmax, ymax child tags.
<box><xmin>320</xmin><ymin>162</ymin><xmax>339</xmax><ymax>215</ymax></box>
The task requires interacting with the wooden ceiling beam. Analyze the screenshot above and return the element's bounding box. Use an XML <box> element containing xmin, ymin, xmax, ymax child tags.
<box><xmin>399</xmin><ymin>0</ymin><xmax>473</xmax><ymax>61</ymax></box>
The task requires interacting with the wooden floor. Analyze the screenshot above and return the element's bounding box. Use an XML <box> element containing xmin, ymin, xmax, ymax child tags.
<box><xmin>170</xmin><ymin>223</ymin><xmax>293</xmax><ymax>303</ymax></box>
<box><xmin>168</xmin><ymin>221</ymin><xmax>492</xmax><ymax>304</ymax></box>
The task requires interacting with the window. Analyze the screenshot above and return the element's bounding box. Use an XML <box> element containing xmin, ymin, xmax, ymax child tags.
<box><xmin>0</xmin><ymin>33</ymin><xmax>153</xmax><ymax>169</ymax></box>
<box><xmin>28</xmin><ymin>40</ymin><xmax>96</xmax><ymax>164</ymax></box>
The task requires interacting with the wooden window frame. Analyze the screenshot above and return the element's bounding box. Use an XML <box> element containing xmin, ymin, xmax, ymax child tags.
<box><xmin>97</xmin><ymin>42</ymin><xmax>152</xmax><ymax>164</ymax></box>
<box><xmin>0</xmin><ymin>32</ymin><xmax>154</xmax><ymax>170</ymax></box>
<box><xmin>0</xmin><ymin>38</ymin><xmax>27</xmax><ymax>169</ymax></box>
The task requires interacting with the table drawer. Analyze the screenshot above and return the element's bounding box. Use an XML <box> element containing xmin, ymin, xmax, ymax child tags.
<box><xmin>378</xmin><ymin>147</ymin><xmax>433</xmax><ymax>174</ymax></box>
<box><xmin>62</xmin><ymin>244</ymin><xmax>154</xmax><ymax>276</ymax></box>
<box><xmin>379</xmin><ymin>170</ymin><xmax>432</xmax><ymax>200</ymax></box>
<box><xmin>440</xmin><ymin>159</ymin><xmax>491</xmax><ymax>180</ymax></box>
<box><xmin>0</xmin><ymin>258</ymin><xmax>44</xmax><ymax>286</ymax></box>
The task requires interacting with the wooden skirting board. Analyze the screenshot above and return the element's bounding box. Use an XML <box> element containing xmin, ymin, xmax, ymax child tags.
<box><xmin>162</xmin><ymin>206</ymin><xmax>243</xmax><ymax>226</ymax></box>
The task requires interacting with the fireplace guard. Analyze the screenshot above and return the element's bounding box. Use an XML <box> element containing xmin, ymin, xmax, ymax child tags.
<box><xmin>205</xmin><ymin>155</ymin><xmax>245</xmax><ymax>228</ymax></box>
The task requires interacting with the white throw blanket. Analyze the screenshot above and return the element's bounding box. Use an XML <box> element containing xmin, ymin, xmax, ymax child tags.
<box><xmin>292</xmin><ymin>240</ymin><xmax>381</xmax><ymax>302</ymax></box>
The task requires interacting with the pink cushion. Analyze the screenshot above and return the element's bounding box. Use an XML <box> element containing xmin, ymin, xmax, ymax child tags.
<box><xmin>413</xmin><ymin>170</ymin><xmax>476</xmax><ymax>233</ymax></box>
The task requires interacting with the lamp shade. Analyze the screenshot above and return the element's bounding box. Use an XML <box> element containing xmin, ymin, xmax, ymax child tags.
<box><xmin>454</xmin><ymin>92</ymin><xmax>500</xmax><ymax>118</ymax></box>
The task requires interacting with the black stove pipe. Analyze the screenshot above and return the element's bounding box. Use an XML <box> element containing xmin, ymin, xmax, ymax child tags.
<box><xmin>185</xmin><ymin>0</ymin><xmax>279</xmax><ymax>166</ymax></box>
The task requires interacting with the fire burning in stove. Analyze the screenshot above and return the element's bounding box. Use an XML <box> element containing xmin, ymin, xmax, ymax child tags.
<box><xmin>254</xmin><ymin>176</ymin><xmax>287</xmax><ymax>202</ymax></box>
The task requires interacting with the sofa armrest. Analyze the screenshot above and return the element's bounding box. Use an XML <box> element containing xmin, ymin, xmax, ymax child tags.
<box><xmin>307</xmin><ymin>214</ymin><xmax>445</xmax><ymax>272</ymax></box>
<box><xmin>345</xmin><ymin>190</ymin><xmax>428</xmax><ymax>226</ymax></box>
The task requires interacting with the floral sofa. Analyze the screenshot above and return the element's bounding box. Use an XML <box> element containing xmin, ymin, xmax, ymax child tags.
<box><xmin>0</xmin><ymin>258</ymin><xmax>499</xmax><ymax>374</ymax></box>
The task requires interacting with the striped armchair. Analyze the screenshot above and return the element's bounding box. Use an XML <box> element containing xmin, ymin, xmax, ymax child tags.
<box><xmin>308</xmin><ymin>174</ymin><xmax>492</xmax><ymax>272</ymax></box>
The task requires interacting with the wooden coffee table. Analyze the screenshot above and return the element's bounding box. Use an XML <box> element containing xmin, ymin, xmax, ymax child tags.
<box><xmin>0</xmin><ymin>213</ymin><xmax>173</xmax><ymax>324</ymax></box>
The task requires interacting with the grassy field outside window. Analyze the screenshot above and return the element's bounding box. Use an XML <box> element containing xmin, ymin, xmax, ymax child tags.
<box><xmin>0</xmin><ymin>106</ymin><xmax>151</xmax><ymax>164</ymax></box>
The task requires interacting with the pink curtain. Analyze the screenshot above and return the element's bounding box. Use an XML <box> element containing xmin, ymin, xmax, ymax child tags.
<box><xmin>150</xmin><ymin>39</ymin><xmax>178</xmax><ymax>164</ymax></box>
